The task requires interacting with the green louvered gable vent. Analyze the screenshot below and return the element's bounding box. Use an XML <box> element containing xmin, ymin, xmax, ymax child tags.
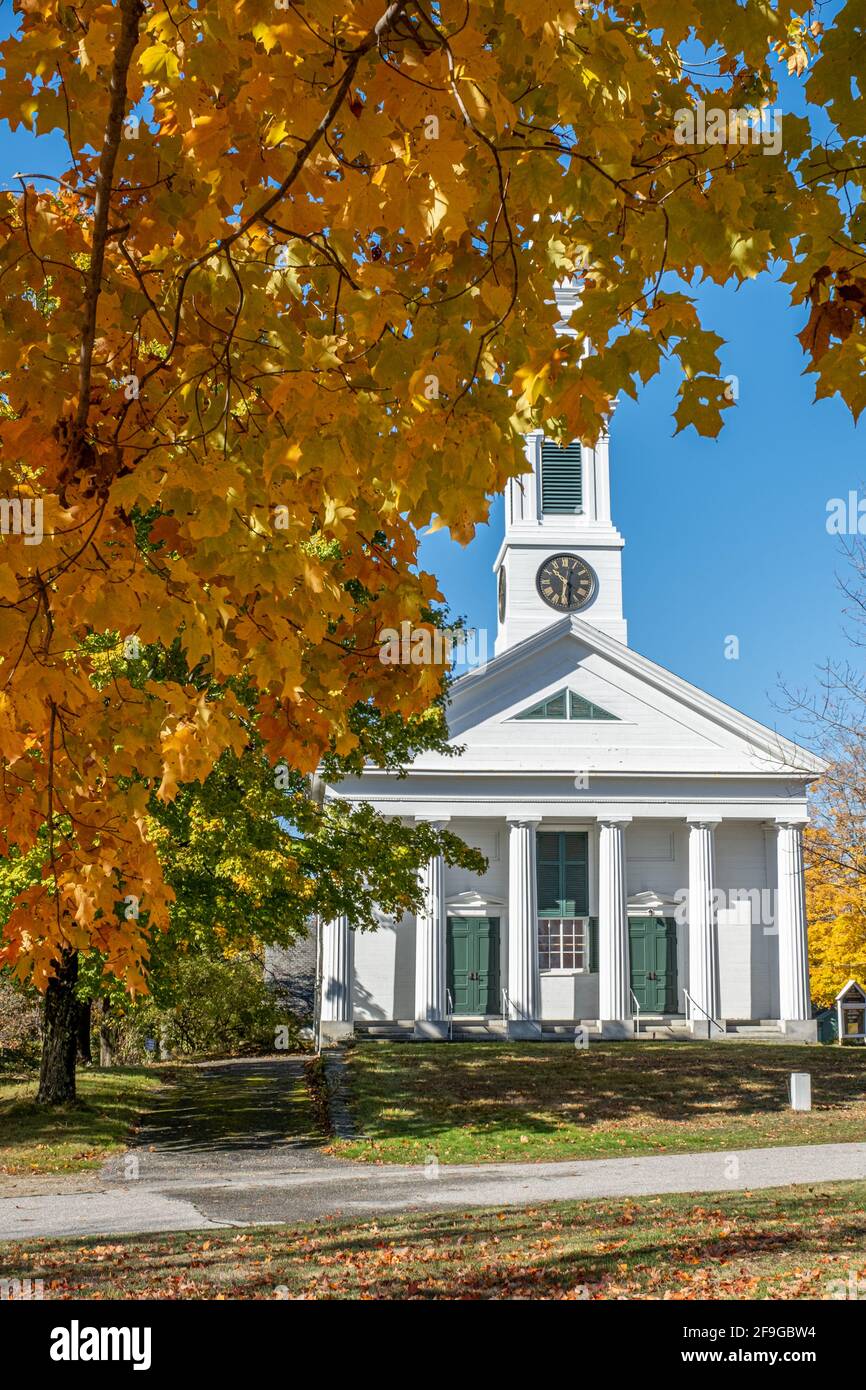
<box><xmin>515</xmin><ymin>690</ymin><xmax>568</xmax><ymax>720</ymax></box>
<box><xmin>515</xmin><ymin>689</ymin><xmax>618</xmax><ymax>721</ymax></box>
<box><xmin>569</xmin><ymin>692</ymin><xmax>617</xmax><ymax>721</ymax></box>
<box><xmin>541</xmin><ymin>440</ymin><xmax>582</xmax><ymax>514</ymax></box>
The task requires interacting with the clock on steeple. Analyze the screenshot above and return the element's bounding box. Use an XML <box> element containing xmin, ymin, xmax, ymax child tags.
<box><xmin>536</xmin><ymin>553</ymin><xmax>596</xmax><ymax>612</ymax></box>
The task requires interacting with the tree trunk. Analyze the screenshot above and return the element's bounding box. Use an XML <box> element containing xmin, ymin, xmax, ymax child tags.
<box><xmin>99</xmin><ymin>996</ymin><xmax>114</xmax><ymax>1067</ymax></box>
<box><xmin>36</xmin><ymin>950</ymin><xmax>79</xmax><ymax>1106</ymax></box>
<box><xmin>76</xmin><ymin>999</ymin><xmax>92</xmax><ymax>1064</ymax></box>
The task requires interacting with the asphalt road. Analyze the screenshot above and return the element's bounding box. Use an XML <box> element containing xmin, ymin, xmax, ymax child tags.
<box><xmin>4</xmin><ymin>1056</ymin><xmax>866</xmax><ymax>1243</ymax></box>
<box><xmin>3</xmin><ymin>1141</ymin><xmax>866</xmax><ymax>1242</ymax></box>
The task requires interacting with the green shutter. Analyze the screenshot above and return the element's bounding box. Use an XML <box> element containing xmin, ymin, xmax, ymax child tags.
<box><xmin>588</xmin><ymin>916</ymin><xmax>598</xmax><ymax>972</ymax></box>
<box><xmin>541</xmin><ymin>441</ymin><xmax>582</xmax><ymax>514</ymax></box>
<box><xmin>537</xmin><ymin>831</ymin><xmax>562</xmax><ymax>916</ymax></box>
<box><xmin>537</xmin><ymin>831</ymin><xmax>589</xmax><ymax>917</ymax></box>
<box><xmin>562</xmin><ymin>832</ymin><xmax>589</xmax><ymax>916</ymax></box>
<box><xmin>537</xmin><ymin>860</ymin><xmax>562</xmax><ymax>917</ymax></box>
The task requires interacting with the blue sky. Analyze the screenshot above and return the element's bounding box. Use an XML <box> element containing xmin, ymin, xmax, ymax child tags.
<box><xmin>0</xmin><ymin>8</ymin><xmax>860</xmax><ymax>746</ymax></box>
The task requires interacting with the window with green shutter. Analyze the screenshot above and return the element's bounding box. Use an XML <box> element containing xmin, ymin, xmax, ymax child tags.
<box><xmin>537</xmin><ymin>831</ymin><xmax>589</xmax><ymax>917</ymax></box>
<box><xmin>541</xmin><ymin>441</ymin><xmax>582</xmax><ymax>515</ymax></box>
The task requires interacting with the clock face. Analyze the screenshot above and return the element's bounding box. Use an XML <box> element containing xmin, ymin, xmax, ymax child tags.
<box><xmin>536</xmin><ymin>554</ymin><xmax>596</xmax><ymax>612</ymax></box>
<box><xmin>498</xmin><ymin>567</ymin><xmax>507</xmax><ymax>622</ymax></box>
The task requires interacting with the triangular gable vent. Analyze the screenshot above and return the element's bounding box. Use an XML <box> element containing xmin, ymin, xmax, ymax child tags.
<box><xmin>514</xmin><ymin>689</ymin><xmax>618</xmax><ymax>721</ymax></box>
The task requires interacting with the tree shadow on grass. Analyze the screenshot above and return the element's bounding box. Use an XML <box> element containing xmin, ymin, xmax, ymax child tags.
<box><xmin>346</xmin><ymin>1043</ymin><xmax>866</xmax><ymax>1147</ymax></box>
<box><xmin>130</xmin><ymin>1058</ymin><xmax>324</xmax><ymax>1156</ymax></box>
<box><xmin>8</xmin><ymin>1187</ymin><xmax>866</xmax><ymax>1300</ymax></box>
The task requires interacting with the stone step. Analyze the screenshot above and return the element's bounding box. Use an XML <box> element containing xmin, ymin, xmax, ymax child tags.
<box><xmin>726</xmin><ymin>1024</ymin><xmax>782</xmax><ymax>1034</ymax></box>
<box><xmin>639</xmin><ymin>1026</ymin><xmax>691</xmax><ymax>1040</ymax></box>
<box><xmin>355</xmin><ymin>1023</ymin><xmax>414</xmax><ymax>1040</ymax></box>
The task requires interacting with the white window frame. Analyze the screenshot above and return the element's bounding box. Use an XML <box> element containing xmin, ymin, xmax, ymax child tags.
<box><xmin>538</xmin><ymin>916</ymin><xmax>590</xmax><ymax>975</ymax></box>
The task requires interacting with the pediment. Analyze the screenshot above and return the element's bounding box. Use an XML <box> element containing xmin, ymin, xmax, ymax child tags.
<box><xmin>441</xmin><ymin>615</ymin><xmax>825</xmax><ymax>779</ymax></box>
<box><xmin>627</xmin><ymin>889</ymin><xmax>680</xmax><ymax>915</ymax></box>
<box><xmin>445</xmin><ymin>889</ymin><xmax>505</xmax><ymax>911</ymax></box>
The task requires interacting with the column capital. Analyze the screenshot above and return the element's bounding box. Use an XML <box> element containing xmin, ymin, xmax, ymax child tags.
<box><xmin>774</xmin><ymin>814</ymin><xmax>809</xmax><ymax>829</ymax></box>
<box><xmin>597</xmin><ymin>815</ymin><xmax>632</xmax><ymax>828</ymax></box>
<box><xmin>414</xmin><ymin>815</ymin><xmax>450</xmax><ymax>829</ymax></box>
<box><xmin>687</xmin><ymin>817</ymin><xmax>722</xmax><ymax>829</ymax></box>
<box><xmin>506</xmin><ymin>814</ymin><xmax>543</xmax><ymax>827</ymax></box>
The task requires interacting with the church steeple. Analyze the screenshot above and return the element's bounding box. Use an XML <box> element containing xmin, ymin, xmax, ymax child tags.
<box><xmin>493</xmin><ymin>283</ymin><xmax>627</xmax><ymax>654</ymax></box>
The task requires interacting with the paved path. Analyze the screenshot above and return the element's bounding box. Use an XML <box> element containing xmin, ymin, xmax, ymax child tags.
<box><xmin>3</xmin><ymin>1140</ymin><xmax>866</xmax><ymax>1242</ymax></box>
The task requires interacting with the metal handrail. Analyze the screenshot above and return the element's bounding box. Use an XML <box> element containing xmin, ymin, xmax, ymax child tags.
<box><xmin>683</xmin><ymin>988</ymin><xmax>725</xmax><ymax>1035</ymax></box>
<box><xmin>630</xmin><ymin>988</ymin><xmax>641</xmax><ymax>1038</ymax></box>
<box><xmin>446</xmin><ymin>988</ymin><xmax>454</xmax><ymax>1043</ymax></box>
<box><xmin>502</xmin><ymin>986</ymin><xmax>525</xmax><ymax>1023</ymax></box>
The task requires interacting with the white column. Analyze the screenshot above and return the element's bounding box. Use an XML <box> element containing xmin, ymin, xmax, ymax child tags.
<box><xmin>414</xmin><ymin>818</ymin><xmax>449</xmax><ymax>1039</ymax></box>
<box><xmin>320</xmin><ymin>914</ymin><xmax>353</xmax><ymax>1043</ymax></box>
<box><xmin>506</xmin><ymin>816</ymin><xmax>542</xmax><ymax>1038</ymax></box>
<box><xmin>776</xmin><ymin>818</ymin><xmax>815</xmax><ymax>1037</ymax></box>
<box><xmin>597</xmin><ymin>817</ymin><xmax>632</xmax><ymax>1037</ymax></box>
<box><xmin>687</xmin><ymin>819</ymin><xmax>720</xmax><ymax>1036</ymax></box>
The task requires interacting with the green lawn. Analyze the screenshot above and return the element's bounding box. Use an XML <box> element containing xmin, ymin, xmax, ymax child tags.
<box><xmin>4</xmin><ymin>1180</ymin><xmax>865</xmax><ymax>1299</ymax></box>
<box><xmin>0</xmin><ymin>1067</ymin><xmax>167</xmax><ymax>1176</ymax></box>
<box><xmin>330</xmin><ymin>1041</ymin><xmax>866</xmax><ymax>1164</ymax></box>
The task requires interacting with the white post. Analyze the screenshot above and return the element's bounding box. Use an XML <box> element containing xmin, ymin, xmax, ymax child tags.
<box><xmin>790</xmin><ymin>1072</ymin><xmax>812</xmax><ymax>1111</ymax></box>
<box><xmin>320</xmin><ymin>914</ymin><xmax>354</xmax><ymax>1044</ymax></box>
<box><xmin>414</xmin><ymin>818</ymin><xmax>449</xmax><ymax>1040</ymax></box>
<box><xmin>597</xmin><ymin>816</ymin><xmax>632</xmax><ymax>1038</ymax></box>
<box><xmin>776</xmin><ymin>818</ymin><xmax>816</xmax><ymax>1039</ymax></box>
<box><xmin>506</xmin><ymin>817</ymin><xmax>542</xmax><ymax>1038</ymax></box>
<box><xmin>687</xmin><ymin>819</ymin><xmax>721</xmax><ymax>1036</ymax></box>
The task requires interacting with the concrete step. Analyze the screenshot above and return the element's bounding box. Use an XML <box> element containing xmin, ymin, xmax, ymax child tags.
<box><xmin>639</xmin><ymin>1026</ymin><xmax>691</xmax><ymax>1040</ymax></box>
<box><xmin>451</xmin><ymin>1025</ymin><xmax>507</xmax><ymax>1041</ymax></box>
<box><xmin>355</xmin><ymin>1023</ymin><xmax>414</xmax><ymax>1040</ymax></box>
<box><xmin>726</xmin><ymin>1024</ymin><xmax>782</xmax><ymax>1035</ymax></box>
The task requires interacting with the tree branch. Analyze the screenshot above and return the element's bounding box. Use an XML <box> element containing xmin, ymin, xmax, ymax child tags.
<box><xmin>72</xmin><ymin>0</ymin><xmax>145</xmax><ymax>452</ymax></box>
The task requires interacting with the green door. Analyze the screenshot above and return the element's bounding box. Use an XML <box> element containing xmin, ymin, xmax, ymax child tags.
<box><xmin>629</xmin><ymin>916</ymin><xmax>678</xmax><ymax>1013</ymax></box>
<box><xmin>447</xmin><ymin>917</ymin><xmax>500</xmax><ymax>1016</ymax></box>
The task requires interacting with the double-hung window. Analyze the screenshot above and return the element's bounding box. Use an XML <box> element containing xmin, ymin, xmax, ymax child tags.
<box><xmin>536</xmin><ymin>831</ymin><xmax>590</xmax><ymax>971</ymax></box>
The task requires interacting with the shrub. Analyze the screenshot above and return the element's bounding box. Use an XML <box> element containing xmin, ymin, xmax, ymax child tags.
<box><xmin>113</xmin><ymin>954</ymin><xmax>303</xmax><ymax>1061</ymax></box>
<box><xmin>0</xmin><ymin>971</ymin><xmax>42</xmax><ymax>1071</ymax></box>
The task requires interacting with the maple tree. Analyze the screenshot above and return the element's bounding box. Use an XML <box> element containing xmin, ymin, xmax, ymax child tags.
<box><xmin>806</xmin><ymin>821</ymin><xmax>866</xmax><ymax>1008</ymax></box>
<box><xmin>0</xmin><ymin>0</ymin><xmax>865</xmax><ymax>1057</ymax></box>
<box><xmin>0</xmin><ymin>637</ymin><xmax>482</xmax><ymax>1092</ymax></box>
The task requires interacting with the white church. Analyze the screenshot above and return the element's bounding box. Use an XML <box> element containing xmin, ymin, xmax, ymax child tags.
<box><xmin>318</xmin><ymin>286</ymin><xmax>824</xmax><ymax>1045</ymax></box>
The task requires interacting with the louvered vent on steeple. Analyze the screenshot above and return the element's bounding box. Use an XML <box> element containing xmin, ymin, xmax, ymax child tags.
<box><xmin>540</xmin><ymin>441</ymin><xmax>582</xmax><ymax>514</ymax></box>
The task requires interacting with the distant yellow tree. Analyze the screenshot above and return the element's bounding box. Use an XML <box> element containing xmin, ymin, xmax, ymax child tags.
<box><xmin>806</xmin><ymin>819</ymin><xmax>866</xmax><ymax>1008</ymax></box>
